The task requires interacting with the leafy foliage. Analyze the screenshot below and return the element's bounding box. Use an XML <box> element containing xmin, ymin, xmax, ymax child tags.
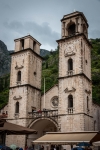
<box><xmin>91</xmin><ymin>38</ymin><xmax>100</xmax><ymax>104</ymax></box>
<box><xmin>0</xmin><ymin>74</ymin><xmax>9</xmax><ymax>108</ymax></box>
<box><xmin>41</xmin><ymin>47</ymin><xmax>59</xmax><ymax>94</ymax></box>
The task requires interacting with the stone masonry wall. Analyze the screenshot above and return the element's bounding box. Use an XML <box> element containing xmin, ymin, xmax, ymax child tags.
<box><xmin>41</xmin><ymin>85</ymin><xmax>58</xmax><ymax>110</ymax></box>
<box><xmin>10</xmin><ymin>51</ymin><xmax>42</xmax><ymax>89</ymax></box>
<box><xmin>58</xmin><ymin>36</ymin><xmax>91</xmax><ymax>79</ymax></box>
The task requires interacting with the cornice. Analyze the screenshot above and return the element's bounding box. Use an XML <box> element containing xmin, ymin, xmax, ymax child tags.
<box><xmin>10</xmin><ymin>48</ymin><xmax>43</xmax><ymax>60</ymax></box>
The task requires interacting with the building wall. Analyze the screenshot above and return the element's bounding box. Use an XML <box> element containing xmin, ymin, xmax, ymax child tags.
<box><xmin>5</xmin><ymin>118</ymin><xmax>26</xmax><ymax>148</ymax></box>
<box><xmin>58</xmin><ymin>12</ymin><xmax>93</xmax><ymax>132</ymax></box>
<box><xmin>8</xmin><ymin>86</ymin><xmax>41</xmax><ymax>119</ymax></box>
<box><xmin>61</xmin><ymin>12</ymin><xmax>88</xmax><ymax>38</ymax></box>
<box><xmin>41</xmin><ymin>85</ymin><xmax>58</xmax><ymax>110</ymax></box>
<box><xmin>59</xmin><ymin>114</ymin><xmax>85</xmax><ymax>131</ymax></box>
<box><xmin>58</xmin><ymin>76</ymin><xmax>92</xmax><ymax>115</ymax></box>
<box><xmin>92</xmin><ymin>103</ymin><xmax>100</xmax><ymax>131</ymax></box>
<box><xmin>59</xmin><ymin>36</ymin><xmax>91</xmax><ymax>80</ymax></box>
<box><xmin>10</xmin><ymin>51</ymin><xmax>42</xmax><ymax>89</ymax></box>
<box><xmin>15</xmin><ymin>36</ymin><xmax>40</xmax><ymax>55</ymax></box>
<box><xmin>7</xmin><ymin>35</ymin><xmax>42</xmax><ymax>148</ymax></box>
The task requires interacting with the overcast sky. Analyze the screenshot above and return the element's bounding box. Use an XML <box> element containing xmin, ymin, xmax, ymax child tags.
<box><xmin>0</xmin><ymin>0</ymin><xmax>100</xmax><ymax>51</ymax></box>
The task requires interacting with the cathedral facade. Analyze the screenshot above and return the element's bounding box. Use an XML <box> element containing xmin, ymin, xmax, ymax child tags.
<box><xmin>3</xmin><ymin>11</ymin><xmax>100</xmax><ymax>148</ymax></box>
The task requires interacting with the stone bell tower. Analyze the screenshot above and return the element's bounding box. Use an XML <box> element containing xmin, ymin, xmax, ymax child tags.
<box><xmin>57</xmin><ymin>11</ymin><xmax>93</xmax><ymax>131</ymax></box>
<box><xmin>7</xmin><ymin>35</ymin><xmax>42</xmax><ymax>147</ymax></box>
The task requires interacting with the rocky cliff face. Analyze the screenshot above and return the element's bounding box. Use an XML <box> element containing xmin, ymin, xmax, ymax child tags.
<box><xmin>0</xmin><ymin>40</ymin><xmax>11</xmax><ymax>77</ymax></box>
<box><xmin>40</xmin><ymin>49</ymin><xmax>50</xmax><ymax>57</ymax></box>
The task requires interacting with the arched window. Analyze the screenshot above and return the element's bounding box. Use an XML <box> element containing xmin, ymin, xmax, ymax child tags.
<box><xmin>17</xmin><ymin>71</ymin><xmax>21</xmax><ymax>81</ymax></box>
<box><xmin>15</xmin><ymin>102</ymin><xmax>19</xmax><ymax>113</ymax></box>
<box><xmin>68</xmin><ymin>24</ymin><xmax>76</xmax><ymax>36</ymax></box>
<box><xmin>68</xmin><ymin>58</ymin><xmax>73</xmax><ymax>70</ymax></box>
<box><xmin>68</xmin><ymin>95</ymin><xmax>73</xmax><ymax>108</ymax></box>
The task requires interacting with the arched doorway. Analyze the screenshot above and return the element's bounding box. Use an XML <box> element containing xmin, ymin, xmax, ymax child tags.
<box><xmin>27</xmin><ymin>118</ymin><xmax>58</xmax><ymax>147</ymax></box>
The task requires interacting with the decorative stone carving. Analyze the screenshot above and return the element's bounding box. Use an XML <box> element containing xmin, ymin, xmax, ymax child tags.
<box><xmin>13</xmin><ymin>96</ymin><xmax>22</xmax><ymax>100</ymax></box>
<box><xmin>51</xmin><ymin>96</ymin><xmax>59</xmax><ymax>107</ymax></box>
<box><xmin>64</xmin><ymin>43</ymin><xmax>75</xmax><ymax>57</ymax></box>
<box><xmin>15</xmin><ymin>65</ymin><xmax>24</xmax><ymax>70</ymax></box>
<box><xmin>64</xmin><ymin>51</ymin><xmax>75</xmax><ymax>57</ymax></box>
<box><xmin>64</xmin><ymin>87</ymin><xmax>76</xmax><ymax>93</ymax></box>
<box><xmin>85</xmin><ymin>89</ymin><xmax>91</xmax><ymax>94</ymax></box>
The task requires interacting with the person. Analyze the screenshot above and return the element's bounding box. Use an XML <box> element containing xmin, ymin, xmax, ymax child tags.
<box><xmin>24</xmin><ymin>146</ymin><xmax>28</xmax><ymax>150</ymax></box>
<box><xmin>19</xmin><ymin>148</ymin><xmax>23</xmax><ymax>150</ymax></box>
<box><xmin>38</xmin><ymin>110</ymin><xmax>42</xmax><ymax>113</ymax></box>
<box><xmin>40</xmin><ymin>146</ymin><xmax>44</xmax><ymax>150</ymax></box>
<box><xmin>54</xmin><ymin>147</ymin><xmax>56</xmax><ymax>150</ymax></box>
<box><xmin>16</xmin><ymin>147</ymin><xmax>19</xmax><ymax>150</ymax></box>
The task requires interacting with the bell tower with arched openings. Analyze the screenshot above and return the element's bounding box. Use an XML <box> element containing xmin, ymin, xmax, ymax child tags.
<box><xmin>57</xmin><ymin>11</ymin><xmax>93</xmax><ymax>131</ymax></box>
<box><xmin>7</xmin><ymin>35</ymin><xmax>42</xmax><ymax>147</ymax></box>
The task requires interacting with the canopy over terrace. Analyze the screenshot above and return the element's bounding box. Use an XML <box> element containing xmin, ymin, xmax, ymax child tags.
<box><xmin>33</xmin><ymin>131</ymin><xmax>100</xmax><ymax>145</ymax></box>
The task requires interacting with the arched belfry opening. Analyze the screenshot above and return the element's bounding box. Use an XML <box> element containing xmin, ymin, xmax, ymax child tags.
<box><xmin>68</xmin><ymin>94</ymin><xmax>73</xmax><ymax>108</ymax></box>
<box><xmin>68</xmin><ymin>23</ymin><xmax>76</xmax><ymax>36</ymax></box>
<box><xmin>15</xmin><ymin>102</ymin><xmax>19</xmax><ymax>113</ymax></box>
<box><xmin>68</xmin><ymin>58</ymin><xmax>73</xmax><ymax>71</ymax></box>
<box><xmin>17</xmin><ymin>71</ymin><xmax>21</xmax><ymax>81</ymax></box>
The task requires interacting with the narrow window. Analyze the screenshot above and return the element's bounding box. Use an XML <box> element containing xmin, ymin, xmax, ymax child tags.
<box><xmin>21</xmin><ymin>39</ymin><xmax>24</xmax><ymax>50</ymax></box>
<box><xmin>68</xmin><ymin>95</ymin><xmax>73</xmax><ymax>108</ymax></box>
<box><xmin>17</xmin><ymin>71</ymin><xmax>21</xmax><ymax>81</ymax></box>
<box><xmin>33</xmin><ymin>41</ymin><xmax>36</xmax><ymax>51</ymax></box>
<box><xmin>68</xmin><ymin>58</ymin><xmax>73</xmax><ymax>70</ymax></box>
<box><xmin>15</xmin><ymin>102</ymin><xmax>19</xmax><ymax>113</ymax></box>
<box><xmin>87</xmin><ymin>96</ymin><xmax>89</xmax><ymax>109</ymax></box>
<box><xmin>68</xmin><ymin>24</ymin><xmax>76</xmax><ymax>36</ymax></box>
<box><xmin>94</xmin><ymin>120</ymin><xmax>96</xmax><ymax>131</ymax></box>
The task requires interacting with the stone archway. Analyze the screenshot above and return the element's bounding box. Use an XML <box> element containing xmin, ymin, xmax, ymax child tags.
<box><xmin>27</xmin><ymin>118</ymin><xmax>58</xmax><ymax>146</ymax></box>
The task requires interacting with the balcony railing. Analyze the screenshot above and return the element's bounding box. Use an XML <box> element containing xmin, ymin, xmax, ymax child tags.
<box><xmin>28</xmin><ymin>109</ymin><xmax>58</xmax><ymax>118</ymax></box>
<box><xmin>14</xmin><ymin>113</ymin><xmax>19</xmax><ymax>119</ymax></box>
<box><xmin>68</xmin><ymin>107</ymin><xmax>74</xmax><ymax>114</ymax></box>
<box><xmin>67</xmin><ymin>70</ymin><xmax>74</xmax><ymax>76</ymax></box>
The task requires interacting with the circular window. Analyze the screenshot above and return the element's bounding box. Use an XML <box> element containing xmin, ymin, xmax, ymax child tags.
<box><xmin>51</xmin><ymin>96</ymin><xmax>59</xmax><ymax>107</ymax></box>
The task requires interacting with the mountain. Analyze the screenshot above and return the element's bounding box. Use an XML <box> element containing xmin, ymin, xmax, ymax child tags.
<box><xmin>0</xmin><ymin>41</ymin><xmax>11</xmax><ymax>77</ymax></box>
<box><xmin>40</xmin><ymin>49</ymin><xmax>50</xmax><ymax>57</ymax></box>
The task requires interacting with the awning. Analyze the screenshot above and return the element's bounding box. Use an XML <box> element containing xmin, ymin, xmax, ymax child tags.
<box><xmin>0</xmin><ymin>119</ymin><xmax>37</xmax><ymax>135</ymax></box>
<box><xmin>93</xmin><ymin>141</ymin><xmax>100</xmax><ymax>146</ymax></box>
<box><xmin>33</xmin><ymin>132</ymin><xmax>98</xmax><ymax>145</ymax></box>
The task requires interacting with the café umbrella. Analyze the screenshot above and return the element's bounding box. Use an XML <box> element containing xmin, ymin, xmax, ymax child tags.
<box><xmin>0</xmin><ymin>119</ymin><xmax>37</xmax><ymax>144</ymax></box>
<box><xmin>0</xmin><ymin>119</ymin><xmax>37</xmax><ymax>135</ymax></box>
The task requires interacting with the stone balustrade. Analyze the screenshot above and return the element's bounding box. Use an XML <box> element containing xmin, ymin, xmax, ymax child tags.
<box><xmin>67</xmin><ymin>70</ymin><xmax>74</xmax><ymax>76</ymax></box>
<box><xmin>28</xmin><ymin>109</ymin><xmax>58</xmax><ymax>118</ymax></box>
<box><xmin>68</xmin><ymin>107</ymin><xmax>74</xmax><ymax>114</ymax></box>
